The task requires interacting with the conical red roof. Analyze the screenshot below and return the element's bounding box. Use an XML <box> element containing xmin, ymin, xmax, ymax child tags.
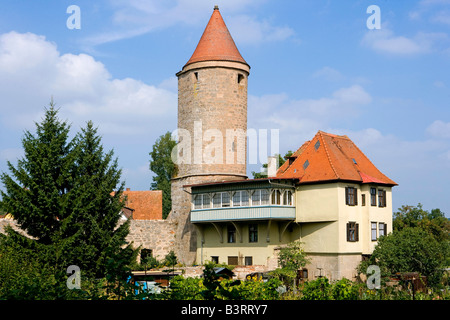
<box><xmin>184</xmin><ymin>6</ymin><xmax>248</xmax><ymax>68</ymax></box>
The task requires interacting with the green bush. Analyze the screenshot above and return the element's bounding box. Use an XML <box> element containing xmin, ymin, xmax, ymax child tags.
<box><xmin>331</xmin><ymin>278</ymin><xmax>359</xmax><ymax>300</ymax></box>
<box><xmin>300</xmin><ymin>277</ymin><xmax>332</xmax><ymax>300</ymax></box>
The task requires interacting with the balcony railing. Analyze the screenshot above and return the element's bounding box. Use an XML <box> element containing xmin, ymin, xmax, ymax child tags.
<box><xmin>191</xmin><ymin>205</ymin><xmax>295</xmax><ymax>223</ymax></box>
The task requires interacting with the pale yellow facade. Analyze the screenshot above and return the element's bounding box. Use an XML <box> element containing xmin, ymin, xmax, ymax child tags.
<box><xmin>192</xmin><ymin>181</ymin><xmax>393</xmax><ymax>281</ymax></box>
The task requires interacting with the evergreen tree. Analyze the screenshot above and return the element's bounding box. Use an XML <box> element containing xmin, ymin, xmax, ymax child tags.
<box><xmin>68</xmin><ymin>120</ymin><xmax>137</xmax><ymax>278</ymax></box>
<box><xmin>0</xmin><ymin>104</ymin><xmax>77</xmax><ymax>268</ymax></box>
<box><xmin>0</xmin><ymin>104</ymin><xmax>137</xmax><ymax>280</ymax></box>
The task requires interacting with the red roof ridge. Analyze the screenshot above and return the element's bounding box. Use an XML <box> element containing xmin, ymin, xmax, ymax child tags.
<box><xmin>319</xmin><ymin>131</ymin><xmax>340</xmax><ymax>180</ymax></box>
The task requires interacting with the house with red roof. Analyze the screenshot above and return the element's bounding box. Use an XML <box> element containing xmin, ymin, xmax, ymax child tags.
<box><xmin>187</xmin><ymin>131</ymin><xmax>397</xmax><ymax>280</ymax></box>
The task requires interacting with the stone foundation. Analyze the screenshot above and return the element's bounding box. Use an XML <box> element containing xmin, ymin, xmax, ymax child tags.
<box><xmin>304</xmin><ymin>253</ymin><xmax>362</xmax><ymax>281</ymax></box>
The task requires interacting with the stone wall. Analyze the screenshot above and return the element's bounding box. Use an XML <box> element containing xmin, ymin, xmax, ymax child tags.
<box><xmin>177</xmin><ymin>265</ymin><xmax>269</xmax><ymax>280</ymax></box>
<box><xmin>169</xmin><ymin>174</ymin><xmax>246</xmax><ymax>265</ymax></box>
<box><xmin>1</xmin><ymin>217</ymin><xmax>177</xmax><ymax>264</ymax></box>
<box><xmin>126</xmin><ymin>219</ymin><xmax>176</xmax><ymax>261</ymax></box>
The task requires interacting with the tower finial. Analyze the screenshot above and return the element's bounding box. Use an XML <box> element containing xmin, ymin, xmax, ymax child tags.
<box><xmin>214</xmin><ymin>5</ymin><xmax>219</xmax><ymax>10</ymax></box>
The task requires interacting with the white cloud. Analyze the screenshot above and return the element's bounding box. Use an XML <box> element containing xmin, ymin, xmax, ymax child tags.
<box><xmin>312</xmin><ymin>67</ymin><xmax>345</xmax><ymax>82</ymax></box>
<box><xmin>227</xmin><ymin>15</ymin><xmax>295</xmax><ymax>45</ymax></box>
<box><xmin>427</xmin><ymin>120</ymin><xmax>450</xmax><ymax>139</ymax></box>
<box><xmin>0</xmin><ymin>31</ymin><xmax>177</xmax><ymax>135</ymax></box>
<box><xmin>84</xmin><ymin>0</ymin><xmax>284</xmax><ymax>47</ymax></box>
<box><xmin>248</xmin><ymin>84</ymin><xmax>372</xmax><ymax>155</ymax></box>
<box><xmin>361</xmin><ymin>26</ymin><xmax>448</xmax><ymax>55</ymax></box>
<box><xmin>432</xmin><ymin>10</ymin><xmax>450</xmax><ymax>25</ymax></box>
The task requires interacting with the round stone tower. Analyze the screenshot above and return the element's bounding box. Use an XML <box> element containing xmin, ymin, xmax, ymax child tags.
<box><xmin>169</xmin><ymin>6</ymin><xmax>250</xmax><ymax>264</ymax></box>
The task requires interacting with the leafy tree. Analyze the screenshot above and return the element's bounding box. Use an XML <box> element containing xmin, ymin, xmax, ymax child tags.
<box><xmin>271</xmin><ymin>240</ymin><xmax>310</xmax><ymax>288</ymax></box>
<box><xmin>149</xmin><ymin>131</ymin><xmax>177</xmax><ymax>219</ymax></box>
<box><xmin>394</xmin><ymin>203</ymin><xmax>449</xmax><ymax>243</ymax></box>
<box><xmin>359</xmin><ymin>204</ymin><xmax>449</xmax><ymax>288</ymax></box>
<box><xmin>0</xmin><ymin>105</ymin><xmax>137</xmax><ymax>284</ymax></box>
<box><xmin>359</xmin><ymin>227</ymin><xmax>446</xmax><ymax>287</ymax></box>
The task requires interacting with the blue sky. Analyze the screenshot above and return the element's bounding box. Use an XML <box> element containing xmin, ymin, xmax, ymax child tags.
<box><xmin>0</xmin><ymin>0</ymin><xmax>449</xmax><ymax>216</ymax></box>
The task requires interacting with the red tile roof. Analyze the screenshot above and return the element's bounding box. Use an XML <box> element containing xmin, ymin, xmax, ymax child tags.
<box><xmin>121</xmin><ymin>189</ymin><xmax>163</xmax><ymax>220</ymax></box>
<box><xmin>184</xmin><ymin>6</ymin><xmax>248</xmax><ymax>68</ymax></box>
<box><xmin>276</xmin><ymin>131</ymin><xmax>397</xmax><ymax>186</ymax></box>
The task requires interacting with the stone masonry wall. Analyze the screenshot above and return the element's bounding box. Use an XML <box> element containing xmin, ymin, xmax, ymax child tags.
<box><xmin>126</xmin><ymin>219</ymin><xmax>176</xmax><ymax>262</ymax></box>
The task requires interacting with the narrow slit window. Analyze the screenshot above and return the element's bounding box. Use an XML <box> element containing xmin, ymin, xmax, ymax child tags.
<box><xmin>238</xmin><ymin>73</ymin><xmax>244</xmax><ymax>84</ymax></box>
<box><xmin>194</xmin><ymin>72</ymin><xmax>198</xmax><ymax>81</ymax></box>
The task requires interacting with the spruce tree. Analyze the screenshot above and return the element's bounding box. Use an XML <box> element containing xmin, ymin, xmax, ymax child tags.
<box><xmin>0</xmin><ymin>104</ymin><xmax>77</xmax><ymax>266</ymax></box>
<box><xmin>69</xmin><ymin>120</ymin><xmax>136</xmax><ymax>278</ymax></box>
<box><xmin>0</xmin><ymin>104</ymin><xmax>136</xmax><ymax>280</ymax></box>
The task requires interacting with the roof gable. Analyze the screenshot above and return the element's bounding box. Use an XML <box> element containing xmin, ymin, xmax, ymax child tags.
<box><xmin>277</xmin><ymin>131</ymin><xmax>397</xmax><ymax>186</ymax></box>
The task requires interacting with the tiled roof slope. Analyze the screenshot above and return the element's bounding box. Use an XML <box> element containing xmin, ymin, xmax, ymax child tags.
<box><xmin>276</xmin><ymin>131</ymin><xmax>397</xmax><ymax>186</ymax></box>
<box><xmin>122</xmin><ymin>189</ymin><xmax>163</xmax><ymax>220</ymax></box>
<box><xmin>184</xmin><ymin>6</ymin><xmax>248</xmax><ymax>67</ymax></box>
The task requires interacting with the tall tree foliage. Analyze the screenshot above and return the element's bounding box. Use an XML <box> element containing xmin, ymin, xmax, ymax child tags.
<box><xmin>149</xmin><ymin>131</ymin><xmax>177</xmax><ymax>219</ymax></box>
<box><xmin>359</xmin><ymin>203</ymin><xmax>449</xmax><ymax>287</ymax></box>
<box><xmin>0</xmin><ymin>105</ymin><xmax>136</xmax><ymax>279</ymax></box>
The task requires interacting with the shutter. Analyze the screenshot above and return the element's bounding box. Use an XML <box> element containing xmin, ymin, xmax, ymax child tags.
<box><xmin>346</xmin><ymin>223</ymin><xmax>350</xmax><ymax>241</ymax></box>
<box><xmin>355</xmin><ymin>223</ymin><xmax>359</xmax><ymax>241</ymax></box>
<box><xmin>354</xmin><ymin>188</ymin><xmax>358</xmax><ymax>205</ymax></box>
<box><xmin>345</xmin><ymin>187</ymin><xmax>349</xmax><ymax>205</ymax></box>
<box><xmin>383</xmin><ymin>190</ymin><xmax>387</xmax><ymax>207</ymax></box>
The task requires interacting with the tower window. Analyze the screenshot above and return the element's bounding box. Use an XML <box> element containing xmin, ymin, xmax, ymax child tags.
<box><xmin>194</xmin><ymin>72</ymin><xmax>199</xmax><ymax>81</ymax></box>
<box><xmin>238</xmin><ymin>73</ymin><xmax>244</xmax><ymax>84</ymax></box>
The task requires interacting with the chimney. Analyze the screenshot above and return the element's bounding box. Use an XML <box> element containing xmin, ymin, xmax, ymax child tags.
<box><xmin>126</xmin><ymin>188</ymin><xmax>130</xmax><ymax>191</ymax></box>
<box><xmin>267</xmin><ymin>156</ymin><xmax>278</xmax><ymax>177</ymax></box>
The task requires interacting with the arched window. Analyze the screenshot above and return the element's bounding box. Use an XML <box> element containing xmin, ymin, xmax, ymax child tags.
<box><xmin>283</xmin><ymin>190</ymin><xmax>293</xmax><ymax>206</ymax></box>
<box><xmin>271</xmin><ymin>190</ymin><xmax>281</xmax><ymax>205</ymax></box>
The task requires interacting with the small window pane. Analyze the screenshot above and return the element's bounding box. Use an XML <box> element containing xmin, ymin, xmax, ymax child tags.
<box><xmin>202</xmin><ymin>194</ymin><xmax>210</xmax><ymax>208</ymax></box>
<box><xmin>252</xmin><ymin>190</ymin><xmax>261</xmax><ymax>206</ymax></box>
<box><xmin>222</xmin><ymin>192</ymin><xmax>230</xmax><ymax>207</ymax></box>
<box><xmin>283</xmin><ymin>190</ymin><xmax>293</xmax><ymax>206</ymax></box>
<box><xmin>271</xmin><ymin>190</ymin><xmax>281</xmax><ymax>205</ymax></box>
<box><xmin>303</xmin><ymin>160</ymin><xmax>309</xmax><ymax>170</ymax></box>
<box><xmin>370</xmin><ymin>188</ymin><xmax>377</xmax><ymax>206</ymax></box>
<box><xmin>194</xmin><ymin>195</ymin><xmax>202</xmax><ymax>209</ymax></box>
<box><xmin>314</xmin><ymin>140</ymin><xmax>320</xmax><ymax>150</ymax></box>
<box><xmin>213</xmin><ymin>193</ymin><xmax>221</xmax><ymax>208</ymax></box>
<box><xmin>249</xmin><ymin>224</ymin><xmax>258</xmax><ymax>243</ymax></box>
<box><xmin>241</xmin><ymin>191</ymin><xmax>249</xmax><ymax>206</ymax></box>
<box><xmin>227</xmin><ymin>225</ymin><xmax>236</xmax><ymax>243</ymax></box>
<box><xmin>379</xmin><ymin>223</ymin><xmax>386</xmax><ymax>237</ymax></box>
<box><xmin>371</xmin><ymin>222</ymin><xmax>377</xmax><ymax>241</ymax></box>
<box><xmin>261</xmin><ymin>189</ymin><xmax>269</xmax><ymax>205</ymax></box>
<box><xmin>233</xmin><ymin>191</ymin><xmax>241</xmax><ymax>207</ymax></box>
